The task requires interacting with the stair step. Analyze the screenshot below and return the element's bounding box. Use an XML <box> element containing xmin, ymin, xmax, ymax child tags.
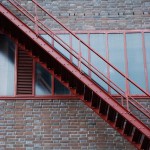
<box><xmin>124</xmin><ymin>121</ymin><xmax>134</xmax><ymax>136</ymax></box>
<box><xmin>141</xmin><ymin>136</ymin><xmax>150</xmax><ymax>150</ymax></box>
<box><xmin>116</xmin><ymin>114</ymin><xmax>125</xmax><ymax>129</ymax></box>
<box><xmin>132</xmin><ymin>128</ymin><xmax>142</xmax><ymax>144</ymax></box>
<box><xmin>99</xmin><ymin>100</ymin><xmax>109</xmax><ymax>115</ymax></box>
<box><xmin>107</xmin><ymin>107</ymin><xmax>117</xmax><ymax>122</ymax></box>
<box><xmin>84</xmin><ymin>86</ymin><xmax>92</xmax><ymax>101</ymax></box>
<box><xmin>91</xmin><ymin>94</ymin><xmax>100</xmax><ymax>108</ymax></box>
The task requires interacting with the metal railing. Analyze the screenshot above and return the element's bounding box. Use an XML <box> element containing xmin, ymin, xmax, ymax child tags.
<box><xmin>2</xmin><ymin>0</ymin><xmax>150</xmax><ymax>120</ymax></box>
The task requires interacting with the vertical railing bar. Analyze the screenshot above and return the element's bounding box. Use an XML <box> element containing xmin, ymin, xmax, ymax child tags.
<box><xmin>34</xmin><ymin>1</ymin><xmax>38</xmax><ymax>35</ymax></box>
<box><xmin>88</xmin><ymin>33</ymin><xmax>91</xmax><ymax>77</ymax></box>
<box><xmin>106</xmin><ymin>33</ymin><xmax>110</xmax><ymax>93</ymax></box>
<box><xmin>121</xmin><ymin>96</ymin><xmax>124</xmax><ymax>106</ymax></box>
<box><xmin>70</xmin><ymin>33</ymin><xmax>72</xmax><ymax>62</ymax></box>
<box><xmin>79</xmin><ymin>40</ymin><xmax>81</xmax><ymax>72</ymax></box>
<box><xmin>142</xmin><ymin>32</ymin><xmax>149</xmax><ymax>93</ymax></box>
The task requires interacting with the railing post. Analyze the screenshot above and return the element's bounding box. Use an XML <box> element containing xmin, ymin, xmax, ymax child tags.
<box><xmin>121</xmin><ymin>96</ymin><xmax>124</xmax><ymax>106</ymax></box>
<box><xmin>125</xmin><ymin>78</ymin><xmax>130</xmax><ymax>111</ymax></box>
<box><xmin>34</xmin><ymin>1</ymin><xmax>38</xmax><ymax>35</ymax></box>
<box><xmin>78</xmin><ymin>40</ymin><xmax>82</xmax><ymax>72</ymax></box>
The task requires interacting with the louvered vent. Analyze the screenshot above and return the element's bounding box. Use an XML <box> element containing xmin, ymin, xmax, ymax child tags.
<box><xmin>17</xmin><ymin>49</ymin><xmax>33</xmax><ymax>95</ymax></box>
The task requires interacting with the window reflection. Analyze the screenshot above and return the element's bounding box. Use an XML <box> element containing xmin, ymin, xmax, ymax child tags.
<box><xmin>35</xmin><ymin>63</ymin><xmax>52</xmax><ymax>95</ymax></box>
<box><xmin>126</xmin><ymin>33</ymin><xmax>146</xmax><ymax>94</ymax></box>
<box><xmin>0</xmin><ymin>34</ymin><xmax>15</xmax><ymax>96</ymax></box>
<box><xmin>40</xmin><ymin>32</ymin><xmax>150</xmax><ymax>96</ymax></box>
<box><xmin>54</xmin><ymin>78</ymin><xmax>70</xmax><ymax>95</ymax></box>
<box><xmin>108</xmin><ymin>34</ymin><xmax>125</xmax><ymax>94</ymax></box>
<box><xmin>35</xmin><ymin>63</ymin><xmax>70</xmax><ymax>96</ymax></box>
<box><xmin>54</xmin><ymin>34</ymin><xmax>70</xmax><ymax>59</ymax></box>
<box><xmin>90</xmin><ymin>34</ymin><xmax>108</xmax><ymax>91</ymax></box>
<box><xmin>144</xmin><ymin>33</ymin><xmax>150</xmax><ymax>93</ymax></box>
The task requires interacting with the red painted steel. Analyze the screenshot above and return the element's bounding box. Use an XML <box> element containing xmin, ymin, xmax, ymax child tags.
<box><xmin>0</xmin><ymin>0</ymin><xmax>149</xmax><ymax>115</ymax></box>
<box><xmin>6</xmin><ymin>0</ymin><xmax>150</xmax><ymax>98</ymax></box>
<box><xmin>7</xmin><ymin>0</ymin><xmax>150</xmax><ymax>99</ymax></box>
<box><xmin>142</xmin><ymin>32</ymin><xmax>149</xmax><ymax>92</ymax></box>
<box><xmin>0</xmin><ymin>1</ymin><xmax>149</xmax><ymax>118</ymax></box>
<box><xmin>3</xmin><ymin>0</ymin><xmax>147</xmax><ymax>100</ymax></box>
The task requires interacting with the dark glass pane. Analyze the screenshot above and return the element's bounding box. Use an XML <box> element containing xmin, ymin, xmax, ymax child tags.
<box><xmin>108</xmin><ymin>34</ymin><xmax>125</xmax><ymax>94</ymax></box>
<box><xmin>54</xmin><ymin>78</ymin><xmax>70</xmax><ymax>95</ymax></box>
<box><xmin>0</xmin><ymin>35</ymin><xmax>15</xmax><ymax>96</ymax></box>
<box><xmin>126</xmin><ymin>33</ymin><xmax>146</xmax><ymax>94</ymax></box>
<box><xmin>54</xmin><ymin>34</ymin><xmax>70</xmax><ymax>59</ymax></box>
<box><xmin>90</xmin><ymin>34</ymin><xmax>108</xmax><ymax>91</ymax></box>
<box><xmin>35</xmin><ymin>63</ymin><xmax>52</xmax><ymax>95</ymax></box>
<box><xmin>144</xmin><ymin>33</ymin><xmax>150</xmax><ymax>93</ymax></box>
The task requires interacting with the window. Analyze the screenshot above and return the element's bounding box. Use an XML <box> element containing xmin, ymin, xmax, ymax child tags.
<box><xmin>35</xmin><ymin>63</ymin><xmax>52</xmax><ymax>95</ymax></box>
<box><xmin>144</xmin><ymin>33</ymin><xmax>150</xmax><ymax>93</ymax></box>
<box><xmin>41</xmin><ymin>31</ymin><xmax>150</xmax><ymax>96</ymax></box>
<box><xmin>126</xmin><ymin>33</ymin><xmax>146</xmax><ymax>94</ymax></box>
<box><xmin>0</xmin><ymin>34</ymin><xmax>15</xmax><ymax>96</ymax></box>
<box><xmin>35</xmin><ymin>63</ymin><xmax>70</xmax><ymax>96</ymax></box>
<box><xmin>90</xmin><ymin>34</ymin><xmax>108</xmax><ymax>91</ymax></box>
<box><xmin>108</xmin><ymin>34</ymin><xmax>125</xmax><ymax>94</ymax></box>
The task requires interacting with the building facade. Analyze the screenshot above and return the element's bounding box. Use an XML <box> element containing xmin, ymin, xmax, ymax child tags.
<box><xmin>0</xmin><ymin>0</ymin><xmax>150</xmax><ymax>149</ymax></box>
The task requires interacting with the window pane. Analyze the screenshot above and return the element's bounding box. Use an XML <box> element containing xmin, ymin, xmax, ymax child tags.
<box><xmin>41</xmin><ymin>34</ymin><xmax>52</xmax><ymax>45</ymax></box>
<box><xmin>54</xmin><ymin>78</ymin><xmax>70</xmax><ymax>95</ymax></box>
<box><xmin>126</xmin><ymin>33</ymin><xmax>146</xmax><ymax>94</ymax></box>
<box><xmin>72</xmin><ymin>36</ymin><xmax>80</xmax><ymax>66</ymax></box>
<box><xmin>108</xmin><ymin>34</ymin><xmax>125</xmax><ymax>94</ymax></box>
<box><xmin>77</xmin><ymin>34</ymin><xmax>89</xmax><ymax>74</ymax></box>
<box><xmin>90</xmin><ymin>34</ymin><xmax>108</xmax><ymax>91</ymax></box>
<box><xmin>35</xmin><ymin>63</ymin><xmax>52</xmax><ymax>95</ymax></box>
<box><xmin>0</xmin><ymin>35</ymin><xmax>15</xmax><ymax>96</ymax></box>
<box><xmin>144</xmin><ymin>33</ymin><xmax>150</xmax><ymax>93</ymax></box>
<box><xmin>54</xmin><ymin>34</ymin><xmax>70</xmax><ymax>59</ymax></box>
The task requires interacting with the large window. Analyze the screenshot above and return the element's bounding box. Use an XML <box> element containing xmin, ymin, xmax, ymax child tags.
<box><xmin>0</xmin><ymin>34</ymin><xmax>15</xmax><ymax>96</ymax></box>
<box><xmin>42</xmin><ymin>31</ymin><xmax>150</xmax><ymax>96</ymax></box>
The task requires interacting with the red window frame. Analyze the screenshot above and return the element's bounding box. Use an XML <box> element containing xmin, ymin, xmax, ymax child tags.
<box><xmin>38</xmin><ymin>29</ymin><xmax>150</xmax><ymax>99</ymax></box>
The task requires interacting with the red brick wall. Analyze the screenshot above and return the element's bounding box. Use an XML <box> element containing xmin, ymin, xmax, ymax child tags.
<box><xmin>0</xmin><ymin>100</ymin><xmax>135</xmax><ymax>149</ymax></box>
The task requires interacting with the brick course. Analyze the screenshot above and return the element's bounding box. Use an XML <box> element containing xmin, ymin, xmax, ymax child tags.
<box><xmin>0</xmin><ymin>100</ymin><xmax>135</xmax><ymax>150</ymax></box>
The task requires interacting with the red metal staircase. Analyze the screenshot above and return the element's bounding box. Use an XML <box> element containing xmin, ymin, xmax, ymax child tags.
<box><xmin>0</xmin><ymin>0</ymin><xmax>150</xmax><ymax>149</ymax></box>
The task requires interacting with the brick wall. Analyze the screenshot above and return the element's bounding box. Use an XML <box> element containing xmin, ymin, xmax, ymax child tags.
<box><xmin>0</xmin><ymin>100</ymin><xmax>135</xmax><ymax>150</ymax></box>
<box><xmin>0</xmin><ymin>0</ymin><xmax>150</xmax><ymax>149</ymax></box>
<box><xmin>2</xmin><ymin>0</ymin><xmax>150</xmax><ymax>30</ymax></box>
